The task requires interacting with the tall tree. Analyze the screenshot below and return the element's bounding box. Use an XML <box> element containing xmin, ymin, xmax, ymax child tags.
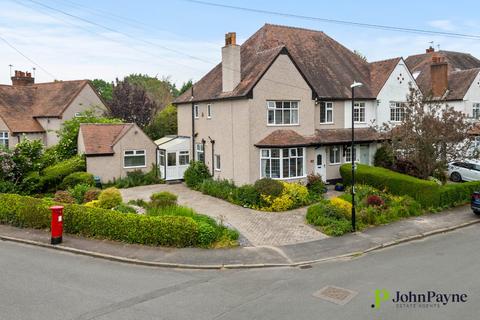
<box><xmin>178</xmin><ymin>80</ymin><xmax>193</xmax><ymax>97</ymax></box>
<box><xmin>124</xmin><ymin>74</ymin><xmax>174</xmax><ymax>113</ymax></box>
<box><xmin>90</xmin><ymin>79</ymin><xmax>113</xmax><ymax>102</ymax></box>
<box><xmin>110</xmin><ymin>79</ymin><xmax>157</xmax><ymax>129</ymax></box>
<box><xmin>144</xmin><ymin>104</ymin><xmax>177</xmax><ymax>140</ymax></box>
<box><xmin>383</xmin><ymin>86</ymin><xmax>472</xmax><ymax>179</ymax></box>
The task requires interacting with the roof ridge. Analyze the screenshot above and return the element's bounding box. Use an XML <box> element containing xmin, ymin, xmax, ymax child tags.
<box><xmin>370</xmin><ymin>57</ymin><xmax>402</xmax><ymax>64</ymax></box>
<box><xmin>264</xmin><ymin>23</ymin><xmax>325</xmax><ymax>34</ymax></box>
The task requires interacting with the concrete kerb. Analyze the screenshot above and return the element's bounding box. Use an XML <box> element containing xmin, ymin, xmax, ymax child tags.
<box><xmin>1</xmin><ymin>218</ymin><xmax>479</xmax><ymax>270</ymax></box>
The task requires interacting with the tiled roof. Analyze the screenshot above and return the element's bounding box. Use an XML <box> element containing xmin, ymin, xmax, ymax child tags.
<box><xmin>405</xmin><ymin>50</ymin><xmax>480</xmax><ymax>99</ymax></box>
<box><xmin>255</xmin><ymin>128</ymin><xmax>383</xmax><ymax>147</ymax></box>
<box><xmin>79</xmin><ymin>123</ymin><xmax>133</xmax><ymax>155</ymax></box>
<box><xmin>175</xmin><ymin>24</ymin><xmax>399</xmax><ymax>104</ymax></box>
<box><xmin>0</xmin><ymin>80</ymin><xmax>90</xmax><ymax>133</ymax></box>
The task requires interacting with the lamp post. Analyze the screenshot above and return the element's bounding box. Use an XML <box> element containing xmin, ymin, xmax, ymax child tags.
<box><xmin>350</xmin><ymin>81</ymin><xmax>363</xmax><ymax>232</ymax></box>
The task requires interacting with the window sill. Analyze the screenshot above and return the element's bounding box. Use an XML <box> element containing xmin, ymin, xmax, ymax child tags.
<box><xmin>319</xmin><ymin>122</ymin><xmax>335</xmax><ymax>125</ymax></box>
<box><xmin>214</xmin><ymin>169</ymin><xmax>221</xmax><ymax>172</ymax></box>
<box><xmin>124</xmin><ymin>165</ymin><xmax>147</xmax><ymax>169</ymax></box>
<box><xmin>267</xmin><ymin>124</ymin><xmax>300</xmax><ymax>127</ymax></box>
<box><xmin>266</xmin><ymin>175</ymin><xmax>307</xmax><ymax>180</ymax></box>
<box><xmin>328</xmin><ymin>163</ymin><xmax>341</xmax><ymax>166</ymax></box>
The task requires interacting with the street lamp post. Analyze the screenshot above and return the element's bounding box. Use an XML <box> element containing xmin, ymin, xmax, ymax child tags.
<box><xmin>350</xmin><ymin>81</ymin><xmax>363</xmax><ymax>232</ymax></box>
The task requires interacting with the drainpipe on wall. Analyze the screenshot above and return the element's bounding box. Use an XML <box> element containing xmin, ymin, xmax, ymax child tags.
<box><xmin>191</xmin><ymin>86</ymin><xmax>195</xmax><ymax>162</ymax></box>
<box><xmin>201</xmin><ymin>139</ymin><xmax>206</xmax><ymax>165</ymax></box>
<box><xmin>208</xmin><ymin>136</ymin><xmax>215</xmax><ymax>177</ymax></box>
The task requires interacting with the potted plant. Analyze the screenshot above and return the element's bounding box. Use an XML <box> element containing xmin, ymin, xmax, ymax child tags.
<box><xmin>334</xmin><ymin>183</ymin><xmax>345</xmax><ymax>191</ymax></box>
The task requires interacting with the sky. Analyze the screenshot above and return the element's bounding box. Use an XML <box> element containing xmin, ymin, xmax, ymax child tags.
<box><xmin>1</xmin><ymin>0</ymin><xmax>480</xmax><ymax>86</ymax></box>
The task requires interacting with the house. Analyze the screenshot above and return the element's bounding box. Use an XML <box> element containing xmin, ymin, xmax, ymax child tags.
<box><xmin>77</xmin><ymin>123</ymin><xmax>157</xmax><ymax>183</ymax></box>
<box><xmin>0</xmin><ymin>70</ymin><xmax>108</xmax><ymax>149</ymax></box>
<box><xmin>173</xmin><ymin>24</ymin><xmax>418</xmax><ymax>184</ymax></box>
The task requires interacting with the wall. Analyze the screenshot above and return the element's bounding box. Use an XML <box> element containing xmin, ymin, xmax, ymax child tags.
<box><xmin>315</xmin><ymin>100</ymin><xmax>345</xmax><ymax>130</ymax></box>
<box><xmin>462</xmin><ymin>71</ymin><xmax>480</xmax><ymax>117</ymax></box>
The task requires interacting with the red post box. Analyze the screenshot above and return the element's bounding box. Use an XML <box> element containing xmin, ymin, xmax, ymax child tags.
<box><xmin>50</xmin><ymin>206</ymin><xmax>64</xmax><ymax>245</ymax></box>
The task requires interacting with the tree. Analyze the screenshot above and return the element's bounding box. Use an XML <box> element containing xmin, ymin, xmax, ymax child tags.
<box><xmin>124</xmin><ymin>74</ymin><xmax>175</xmax><ymax>112</ymax></box>
<box><xmin>90</xmin><ymin>79</ymin><xmax>113</xmax><ymax>102</ymax></box>
<box><xmin>383</xmin><ymin>86</ymin><xmax>472</xmax><ymax>179</ymax></box>
<box><xmin>178</xmin><ymin>80</ymin><xmax>193</xmax><ymax>97</ymax></box>
<box><xmin>110</xmin><ymin>79</ymin><xmax>157</xmax><ymax>129</ymax></box>
<box><xmin>144</xmin><ymin>104</ymin><xmax>177</xmax><ymax>140</ymax></box>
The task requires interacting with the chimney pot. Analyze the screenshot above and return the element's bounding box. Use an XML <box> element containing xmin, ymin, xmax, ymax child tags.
<box><xmin>426</xmin><ymin>46</ymin><xmax>435</xmax><ymax>53</ymax></box>
<box><xmin>225</xmin><ymin>32</ymin><xmax>236</xmax><ymax>46</ymax></box>
<box><xmin>11</xmin><ymin>69</ymin><xmax>35</xmax><ymax>86</ymax></box>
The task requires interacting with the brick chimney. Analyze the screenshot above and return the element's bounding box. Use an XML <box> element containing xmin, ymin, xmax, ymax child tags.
<box><xmin>426</xmin><ymin>46</ymin><xmax>435</xmax><ymax>53</ymax></box>
<box><xmin>11</xmin><ymin>70</ymin><xmax>34</xmax><ymax>86</ymax></box>
<box><xmin>430</xmin><ymin>55</ymin><xmax>448</xmax><ymax>98</ymax></box>
<box><xmin>222</xmin><ymin>32</ymin><xmax>241</xmax><ymax>92</ymax></box>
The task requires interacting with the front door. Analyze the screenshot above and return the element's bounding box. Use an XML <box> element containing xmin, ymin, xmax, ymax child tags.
<box><xmin>360</xmin><ymin>145</ymin><xmax>370</xmax><ymax>165</ymax></box>
<box><xmin>315</xmin><ymin>148</ymin><xmax>327</xmax><ymax>181</ymax></box>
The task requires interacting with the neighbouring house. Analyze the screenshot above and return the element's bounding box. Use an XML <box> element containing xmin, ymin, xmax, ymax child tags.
<box><xmin>0</xmin><ymin>70</ymin><xmax>108</xmax><ymax>149</ymax></box>
<box><xmin>77</xmin><ymin>123</ymin><xmax>157</xmax><ymax>183</ymax></box>
<box><xmin>173</xmin><ymin>24</ymin><xmax>418</xmax><ymax>184</ymax></box>
<box><xmin>406</xmin><ymin>48</ymin><xmax>480</xmax><ymax>148</ymax></box>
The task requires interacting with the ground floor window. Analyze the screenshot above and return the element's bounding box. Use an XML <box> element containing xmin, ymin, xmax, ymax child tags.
<box><xmin>179</xmin><ymin>151</ymin><xmax>190</xmax><ymax>165</ymax></box>
<box><xmin>215</xmin><ymin>154</ymin><xmax>221</xmax><ymax>171</ymax></box>
<box><xmin>344</xmin><ymin>145</ymin><xmax>359</xmax><ymax>162</ymax></box>
<box><xmin>0</xmin><ymin>132</ymin><xmax>8</xmax><ymax>149</ymax></box>
<box><xmin>195</xmin><ymin>143</ymin><xmax>204</xmax><ymax>163</ymax></box>
<box><xmin>124</xmin><ymin>150</ymin><xmax>146</xmax><ymax>168</ymax></box>
<box><xmin>328</xmin><ymin>145</ymin><xmax>341</xmax><ymax>164</ymax></box>
<box><xmin>260</xmin><ymin>147</ymin><xmax>305</xmax><ymax>179</ymax></box>
<box><xmin>159</xmin><ymin>150</ymin><xmax>165</xmax><ymax>166</ymax></box>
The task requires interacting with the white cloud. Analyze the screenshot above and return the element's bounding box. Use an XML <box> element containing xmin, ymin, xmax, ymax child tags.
<box><xmin>428</xmin><ymin>19</ymin><xmax>456</xmax><ymax>31</ymax></box>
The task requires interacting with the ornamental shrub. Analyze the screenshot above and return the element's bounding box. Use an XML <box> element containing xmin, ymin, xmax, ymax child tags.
<box><xmin>330</xmin><ymin>197</ymin><xmax>352</xmax><ymax>218</ymax></box>
<box><xmin>110</xmin><ymin>168</ymin><xmax>163</xmax><ymax>188</ymax></box>
<box><xmin>184</xmin><ymin>161</ymin><xmax>211</xmax><ymax>189</ymax></box>
<box><xmin>61</xmin><ymin>172</ymin><xmax>95</xmax><ymax>189</ymax></box>
<box><xmin>83</xmin><ymin>188</ymin><xmax>101</xmax><ymax>203</ymax></box>
<box><xmin>233</xmin><ymin>184</ymin><xmax>260</xmax><ymax>208</ymax></box>
<box><xmin>41</xmin><ymin>156</ymin><xmax>86</xmax><ymax>191</ymax></box>
<box><xmin>0</xmin><ymin>181</ymin><xmax>19</xmax><ymax>194</ymax></box>
<box><xmin>113</xmin><ymin>203</ymin><xmax>137</xmax><ymax>214</ymax></box>
<box><xmin>281</xmin><ymin>182</ymin><xmax>309</xmax><ymax>206</ymax></box>
<box><xmin>53</xmin><ymin>190</ymin><xmax>75</xmax><ymax>204</ymax></box>
<box><xmin>199</xmin><ymin>179</ymin><xmax>237</xmax><ymax>201</ymax></box>
<box><xmin>254</xmin><ymin>178</ymin><xmax>284</xmax><ymax>198</ymax></box>
<box><xmin>306</xmin><ymin>201</ymin><xmax>352</xmax><ymax>236</ymax></box>
<box><xmin>373</xmin><ymin>144</ymin><xmax>394</xmax><ymax>168</ymax></box>
<box><xmin>306</xmin><ymin>173</ymin><xmax>325</xmax><ymax>194</ymax></box>
<box><xmin>68</xmin><ymin>183</ymin><xmax>91</xmax><ymax>204</ymax></box>
<box><xmin>150</xmin><ymin>191</ymin><xmax>178</xmax><ymax>208</ymax></box>
<box><xmin>366</xmin><ymin>195</ymin><xmax>385</xmax><ymax>207</ymax></box>
<box><xmin>97</xmin><ymin>187</ymin><xmax>123</xmax><ymax>209</ymax></box>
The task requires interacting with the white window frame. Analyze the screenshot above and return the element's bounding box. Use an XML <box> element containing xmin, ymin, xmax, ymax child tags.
<box><xmin>344</xmin><ymin>145</ymin><xmax>360</xmax><ymax>163</ymax></box>
<box><xmin>179</xmin><ymin>150</ymin><xmax>190</xmax><ymax>165</ymax></box>
<box><xmin>266</xmin><ymin>100</ymin><xmax>299</xmax><ymax>126</ymax></box>
<box><xmin>260</xmin><ymin>147</ymin><xmax>306</xmax><ymax>179</ymax></box>
<box><xmin>195</xmin><ymin>143</ymin><xmax>204</xmax><ymax>162</ymax></box>
<box><xmin>473</xmin><ymin>103</ymin><xmax>480</xmax><ymax>119</ymax></box>
<box><xmin>0</xmin><ymin>131</ymin><xmax>9</xmax><ymax>149</ymax></box>
<box><xmin>353</xmin><ymin>102</ymin><xmax>366</xmax><ymax>123</ymax></box>
<box><xmin>207</xmin><ymin>104</ymin><xmax>212</xmax><ymax>119</ymax></box>
<box><xmin>328</xmin><ymin>145</ymin><xmax>341</xmax><ymax>165</ymax></box>
<box><xmin>194</xmin><ymin>104</ymin><xmax>199</xmax><ymax>119</ymax></box>
<box><xmin>214</xmin><ymin>154</ymin><xmax>221</xmax><ymax>171</ymax></box>
<box><xmin>320</xmin><ymin>101</ymin><xmax>334</xmax><ymax>124</ymax></box>
<box><xmin>123</xmin><ymin>149</ymin><xmax>146</xmax><ymax>169</ymax></box>
<box><xmin>390</xmin><ymin>101</ymin><xmax>406</xmax><ymax>122</ymax></box>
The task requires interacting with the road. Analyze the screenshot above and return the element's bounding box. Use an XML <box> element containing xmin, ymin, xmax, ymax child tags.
<box><xmin>1</xmin><ymin>226</ymin><xmax>479</xmax><ymax>320</ymax></box>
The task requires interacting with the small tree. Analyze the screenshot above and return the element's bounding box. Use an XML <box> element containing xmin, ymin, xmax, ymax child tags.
<box><xmin>110</xmin><ymin>79</ymin><xmax>157</xmax><ymax>129</ymax></box>
<box><xmin>383</xmin><ymin>86</ymin><xmax>472</xmax><ymax>179</ymax></box>
<box><xmin>144</xmin><ymin>104</ymin><xmax>177</xmax><ymax>140</ymax></box>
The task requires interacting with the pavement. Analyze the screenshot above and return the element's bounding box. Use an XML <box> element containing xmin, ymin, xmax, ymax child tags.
<box><xmin>120</xmin><ymin>183</ymin><xmax>327</xmax><ymax>246</ymax></box>
<box><xmin>0</xmin><ymin>203</ymin><xmax>478</xmax><ymax>269</ymax></box>
<box><xmin>1</xmin><ymin>224</ymin><xmax>479</xmax><ymax>320</ymax></box>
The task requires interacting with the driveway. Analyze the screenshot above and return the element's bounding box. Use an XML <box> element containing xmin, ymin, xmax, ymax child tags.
<box><xmin>120</xmin><ymin>184</ymin><xmax>327</xmax><ymax>247</ymax></box>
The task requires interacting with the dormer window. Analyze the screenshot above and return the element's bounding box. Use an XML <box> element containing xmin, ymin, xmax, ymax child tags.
<box><xmin>267</xmin><ymin>101</ymin><xmax>299</xmax><ymax>125</ymax></box>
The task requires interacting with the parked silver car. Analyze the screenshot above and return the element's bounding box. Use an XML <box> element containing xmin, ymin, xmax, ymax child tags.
<box><xmin>448</xmin><ymin>160</ymin><xmax>480</xmax><ymax>182</ymax></box>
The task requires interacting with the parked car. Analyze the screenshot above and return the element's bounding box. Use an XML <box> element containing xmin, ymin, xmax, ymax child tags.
<box><xmin>447</xmin><ymin>160</ymin><xmax>480</xmax><ymax>182</ymax></box>
<box><xmin>471</xmin><ymin>192</ymin><xmax>480</xmax><ymax>215</ymax></box>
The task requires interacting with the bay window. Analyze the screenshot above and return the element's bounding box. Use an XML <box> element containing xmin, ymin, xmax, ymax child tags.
<box><xmin>261</xmin><ymin>147</ymin><xmax>305</xmax><ymax>179</ymax></box>
<box><xmin>353</xmin><ymin>102</ymin><xmax>365</xmax><ymax>123</ymax></box>
<box><xmin>320</xmin><ymin>102</ymin><xmax>333</xmax><ymax>123</ymax></box>
<box><xmin>0</xmin><ymin>132</ymin><xmax>8</xmax><ymax>149</ymax></box>
<box><xmin>267</xmin><ymin>101</ymin><xmax>299</xmax><ymax>125</ymax></box>
<box><xmin>124</xmin><ymin>150</ymin><xmax>146</xmax><ymax>168</ymax></box>
<box><xmin>390</xmin><ymin>102</ymin><xmax>405</xmax><ymax>122</ymax></box>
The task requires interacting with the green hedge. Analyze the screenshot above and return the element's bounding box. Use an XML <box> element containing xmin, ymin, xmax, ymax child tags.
<box><xmin>42</xmin><ymin>156</ymin><xmax>86</xmax><ymax>191</ymax></box>
<box><xmin>0</xmin><ymin>193</ymin><xmax>199</xmax><ymax>247</ymax></box>
<box><xmin>340</xmin><ymin>164</ymin><xmax>480</xmax><ymax>209</ymax></box>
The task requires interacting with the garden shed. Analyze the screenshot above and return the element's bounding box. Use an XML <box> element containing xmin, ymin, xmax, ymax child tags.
<box><xmin>155</xmin><ymin>135</ymin><xmax>191</xmax><ymax>181</ymax></box>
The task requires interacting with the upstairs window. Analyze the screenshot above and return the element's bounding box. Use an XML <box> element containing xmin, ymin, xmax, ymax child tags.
<box><xmin>267</xmin><ymin>101</ymin><xmax>299</xmax><ymax>125</ymax></box>
<box><xmin>124</xmin><ymin>150</ymin><xmax>146</xmax><ymax>168</ymax></box>
<box><xmin>194</xmin><ymin>105</ymin><xmax>199</xmax><ymax>119</ymax></box>
<box><xmin>0</xmin><ymin>132</ymin><xmax>9</xmax><ymax>149</ymax></box>
<box><xmin>320</xmin><ymin>102</ymin><xmax>333</xmax><ymax>124</ymax></box>
<box><xmin>207</xmin><ymin>104</ymin><xmax>212</xmax><ymax>119</ymax></box>
<box><xmin>353</xmin><ymin>102</ymin><xmax>366</xmax><ymax>123</ymax></box>
<box><xmin>473</xmin><ymin>103</ymin><xmax>480</xmax><ymax>119</ymax></box>
<box><xmin>390</xmin><ymin>102</ymin><xmax>406</xmax><ymax>122</ymax></box>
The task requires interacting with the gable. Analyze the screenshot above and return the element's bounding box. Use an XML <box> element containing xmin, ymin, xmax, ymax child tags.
<box><xmin>62</xmin><ymin>83</ymin><xmax>108</xmax><ymax>119</ymax></box>
<box><xmin>377</xmin><ymin>59</ymin><xmax>418</xmax><ymax>100</ymax></box>
<box><xmin>463</xmin><ymin>71</ymin><xmax>480</xmax><ymax>102</ymax></box>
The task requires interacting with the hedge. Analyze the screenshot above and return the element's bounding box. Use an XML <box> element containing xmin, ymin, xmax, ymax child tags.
<box><xmin>41</xmin><ymin>156</ymin><xmax>86</xmax><ymax>191</ymax></box>
<box><xmin>0</xmin><ymin>193</ymin><xmax>199</xmax><ymax>247</ymax></box>
<box><xmin>340</xmin><ymin>164</ymin><xmax>480</xmax><ymax>209</ymax></box>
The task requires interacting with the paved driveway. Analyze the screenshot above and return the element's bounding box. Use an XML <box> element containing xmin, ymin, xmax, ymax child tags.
<box><xmin>120</xmin><ymin>184</ymin><xmax>327</xmax><ymax>247</ymax></box>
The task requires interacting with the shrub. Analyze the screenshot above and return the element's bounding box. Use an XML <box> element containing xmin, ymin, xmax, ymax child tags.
<box><xmin>330</xmin><ymin>197</ymin><xmax>352</xmax><ymax>218</ymax></box>
<box><xmin>127</xmin><ymin>198</ymin><xmax>148</xmax><ymax>208</ymax></box>
<box><xmin>97</xmin><ymin>187</ymin><xmax>123</xmax><ymax>209</ymax></box>
<box><xmin>306</xmin><ymin>201</ymin><xmax>352</xmax><ymax>236</ymax></box>
<box><xmin>199</xmin><ymin>179</ymin><xmax>236</xmax><ymax>201</ymax></box>
<box><xmin>68</xmin><ymin>184</ymin><xmax>91</xmax><ymax>204</ymax></box>
<box><xmin>373</xmin><ymin>144</ymin><xmax>394</xmax><ymax>168</ymax></box>
<box><xmin>366</xmin><ymin>195</ymin><xmax>385</xmax><ymax>207</ymax></box>
<box><xmin>0</xmin><ymin>181</ymin><xmax>18</xmax><ymax>194</ymax></box>
<box><xmin>150</xmin><ymin>191</ymin><xmax>178</xmax><ymax>208</ymax></box>
<box><xmin>83</xmin><ymin>188</ymin><xmax>101</xmax><ymax>203</ymax></box>
<box><xmin>259</xmin><ymin>182</ymin><xmax>310</xmax><ymax>211</ymax></box>
<box><xmin>233</xmin><ymin>184</ymin><xmax>260</xmax><ymax>208</ymax></box>
<box><xmin>306</xmin><ymin>173</ymin><xmax>325</xmax><ymax>194</ymax></box>
<box><xmin>281</xmin><ymin>182</ymin><xmax>309</xmax><ymax>206</ymax></box>
<box><xmin>184</xmin><ymin>161</ymin><xmax>210</xmax><ymax>189</ymax></box>
<box><xmin>61</xmin><ymin>172</ymin><xmax>95</xmax><ymax>189</ymax></box>
<box><xmin>113</xmin><ymin>203</ymin><xmax>137</xmax><ymax>214</ymax></box>
<box><xmin>110</xmin><ymin>168</ymin><xmax>163</xmax><ymax>188</ymax></box>
<box><xmin>197</xmin><ymin>222</ymin><xmax>219</xmax><ymax>246</ymax></box>
<box><xmin>41</xmin><ymin>156</ymin><xmax>86</xmax><ymax>191</ymax></box>
<box><xmin>84</xmin><ymin>200</ymin><xmax>99</xmax><ymax>208</ymax></box>
<box><xmin>254</xmin><ymin>178</ymin><xmax>284</xmax><ymax>198</ymax></box>
<box><xmin>53</xmin><ymin>190</ymin><xmax>75</xmax><ymax>204</ymax></box>
<box><xmin>19</xmin><ymin>171</ymin><xmax>42</xmax><ymax>194</ymax></box>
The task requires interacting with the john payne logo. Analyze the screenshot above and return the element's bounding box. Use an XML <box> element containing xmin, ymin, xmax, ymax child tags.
<box><xmin>372</xmin><ymin>289</ymin><xmax>468</xmax><ymax>310</ymax></box>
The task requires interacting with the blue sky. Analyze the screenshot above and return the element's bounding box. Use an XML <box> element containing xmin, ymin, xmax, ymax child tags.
<box><xmin>1</xmin><ymin>0</ymin><xmax>480</xmax><ymax>86</ymax></box>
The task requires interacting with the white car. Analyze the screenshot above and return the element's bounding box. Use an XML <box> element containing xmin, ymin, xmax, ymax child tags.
<box><xmin>448</xmin><ymin>160</ymin><xmax>480</xmax><ymax>182</ymax></box>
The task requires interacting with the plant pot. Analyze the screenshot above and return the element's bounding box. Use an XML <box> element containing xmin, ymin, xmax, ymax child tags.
<box><xmin>335</xmin><ymin>185</ymin><xmax>345</xmax><ymax>192</ymax></box>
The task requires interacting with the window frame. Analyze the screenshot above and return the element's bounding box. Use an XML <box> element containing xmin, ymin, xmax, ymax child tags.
<box><xmin>123</xmin><ymin>149</ymin><xmax>146</xmax><ymax>169</ymax></box>
<box><xmin>328</xmin><ymin>145</ymin><xmax>341</xmax><ymax>165</ymax></box>
<box><xmin>353</xmin><ymin>102</ymin><xmax>366</xmax><ymax>123</ymax></box>
<box><xmin>214</xmin><ymin>154</ymin><xmax>221</xmax><ymax>171</ymax></box>
<box><xmin>390</xmin><ymin>101</ymin><xmax>406</xmax><ymax>122</ymax></box>
<box><xmin>266</xmin><ymin>100</ymin><xmax>299</xmax><ymax>126</ymax></box>
<box><xmin>260</xmin><ymin>147</ymin><xmax>305</xmax><ymax>179</ymax></box>
<box><xmin>207</xmin><ymin>104</ymin><xmax>212</xmax><ymax>119</ymax></box>
<box><xmin>195</xmin><ymin>143</ymin><xmax>204</xmax><ymax>163</ymax></box>
<box><xmin>320</xmin><ymin>101</ymin><xmax>334</xmax><ymax>124</ymax></box>
<box><xmin>194</xmin><ymin>104</ymin><xmax>199</xmax><ymax>119</ymax></box>
<box><xmin>473</xmin><ymin>103</ymin><xmax>480</xmax><ymax>119</ymax></box>
<box><xmin>0</xmin><ymin>131</ymin><xmax>9</xmax><ymax>149</ymax></box>
<box><xmin>344</xmin><ymin>145</ymin><xmax>360</xmax><ymax>163</ymax></box>
<box><xmin>179</xmin><ymin>150</ymin><xmax>190</xmax><ymax>166</ymax></box>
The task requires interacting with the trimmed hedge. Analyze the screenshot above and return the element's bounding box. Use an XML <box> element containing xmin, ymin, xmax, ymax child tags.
<box><xmin>41</xmin><ymin>156</ymin><xmax>86</xmax><ymax>191</ymax></box>
<box><xmin>0</xmin><ymin>193</ymin><xmax>200</xmax><ymax>247</ymax></box>
<box><xmin>340</xmin><ymin>164</ymin><xmax>480</xmax><ymax>209</ymax></box>
<box><xmin>61</xmin><ymin>172</ymin><xmax>95</xmax><ymax>189</ymax></box>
